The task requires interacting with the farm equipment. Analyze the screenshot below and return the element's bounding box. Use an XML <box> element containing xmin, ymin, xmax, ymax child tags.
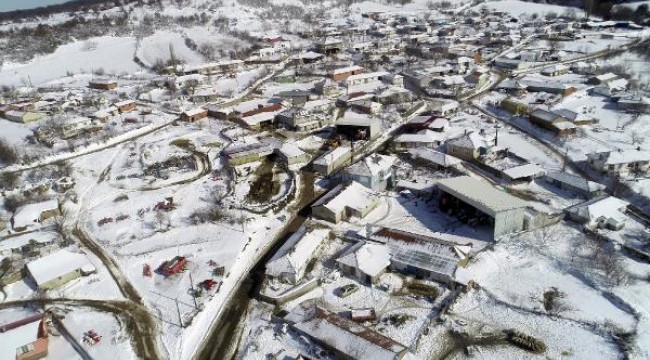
<box><xmin>83</xmin><ymin>330</ymin><xmax>102</xmax><ymax>346</ymax></box>
<box><xmin>160</xmin><ymin>256</ymin><xmax>187</xmax><ymax>276</ymax></box>
<box><xmin>200</xmin><ymin>279</ymin><xmax>219</xmax><ymax>291</ymax></box>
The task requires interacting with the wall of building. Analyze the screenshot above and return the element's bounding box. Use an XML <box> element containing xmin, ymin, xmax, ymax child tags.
<box><xmin>494</xmin><ymin>207</ymin><xmax>525</xmax><ymax>239</ymax></box>
<box><xmin>312</xmin><ymin>205</ymin><xmax>341</xmax><ymax>223</ymax></box>
<box><xmin>38</xmin><ymin>269</ymin><xmax>82</xmax><ymax>290</ymax></box>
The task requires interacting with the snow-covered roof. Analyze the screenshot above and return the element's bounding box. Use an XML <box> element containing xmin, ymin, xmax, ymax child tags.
<box><xmin>587</xmin><ymin>150</ymin><xmax>650</xmax><ymax>165</ymax></box>
<box><xmin>313</xmin><ymin>146</ymin><xmax>351</xmax><ymax>167</ymax></box>
<box><xmin>395</xmin><ymin>131</ymin><xmax>443</xmax><ymax>144</ymax></box>
<box><xmin>266</xmin><ymin>227</ymin><xmax>329</xmax><ymax>278</ymax></box>
<box><xmin>337</xmin><ymin>241</ymin><xmax>391</xmax><ymax>277</ymax></box>
<box><xmin>346</xmin><ymin>154</ymin><xmax>397</xmax><ymax>178</ymax></box>
<box><xmin>447</xmin><ymin>132</ymin><xmax>488</xmax><ymax>150</ymax></box>
<box><xmin>345</xmin><ymin>71</ymin><xmax>390</xmax><ymax>83</ymax></box>
<box><xmin>436</xmin><ymin>176</ymin><xmax>528</xmax><ymax>216</ymax></box>
<box><xmin>312</xmin><ymin>181</ymin><xmax>376</xmax><ymax>213</ymax></box>
<box><xmin>26</xmin><ymin>249</ymin><xmax>95</xmax><ymax>288</ymax></box>
<box><xmin>113</xmin><ymin>100</ymin><xmax>135</xmax><ymax>108</ymax></box>
<box><xmin>12</xmin><ymin>200</ymin><xmax>59</xmax><ymax>229</ymax></box>
<box><xmin>0</xmin><ymin>314</ymin><xmax>43</xmax><ymax>360</ymax></box>
<box><xmin>552</xmin><ymin>108</ymin><xmax>593</xmax><ymax>123</ymax></box>
<box><xmin>567</xmin><ymin>196</ymin><xmax>629</xmax><ymax>223</ymax></box>
<box><xmin>182</xmin><ymin>108</ymin><xmax>207</xmax><ymax>117</ymax></box>
<box><xmin>294</xmin><ymin>308</ymin><xmax>407</xmax><ymax>360</ymax></box>
<box><xmin>409</xmin><ymin>149</ymin><xmax>461</xmax><ymax>167</ymax></box>
<box><xmin>331</xmin><ymin>65</ymin><xmax>364</xmax><ymax>75</ymax></box>
<box><xmin>502</xmin><ymin>164</ymin><xmax>546</xmax><ymax>180</ymax></box>
<box><xmin>546</xmin><ymin>171</ymin><xmax>605</xmax><ymax>193</ymax></box>
<box><xmin>278</xmin><ymin>142</ymin><xmax>307</xmax><ymax>160</ymax></box>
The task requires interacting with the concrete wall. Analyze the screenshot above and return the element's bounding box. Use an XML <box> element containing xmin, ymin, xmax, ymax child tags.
<box><xmin>494</xmin><ymin>207</ymin><xmax>525</xmax><ymax>239</ymax></box>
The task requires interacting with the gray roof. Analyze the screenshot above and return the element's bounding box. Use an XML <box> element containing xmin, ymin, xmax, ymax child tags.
<box><xmin>436</xmin><ymin>176</ymin><xmax>528</xmax><ymax>216</ymax></box>
<box><xmin>530</xmin><ymin>108</ymin><xmax>560</xmax><ymax>123</ymax></box>
<box><xmin>545</xmin><ymin>170</ymin><xmax>605</xmax><ymax>193</ymax></box>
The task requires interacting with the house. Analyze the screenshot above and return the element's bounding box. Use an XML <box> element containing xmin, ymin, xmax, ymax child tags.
<box><xmin>4</xmin><ymin>111</ymin><xmax>43</xmax><ymax>124</ymax></box>
<box><xmin>311</xmin><ymin>182</ymin><xmax>379</xmax><ymax>224</ymax></box>
<box><xmin>446</xmin><ymin>132</ymin><xmax>490</xmax><ymax>160</ymax></box>
<box><xmin>275</xmin><ymin>90</ymin><xmax>314</xmax><ymax>104</ymax></box>
<box><xmin>350</xmin><ymin>100</ymin><xmax>383</xmax><ymax>115</ymax></box>
<box><xmin>429</xmin><ymin>99</ymin><xmax>459</xmax><ymax>116</ymax></box>
<box><xmin>274</xmin><ymin>142</ymin><xmax>310</xmax><ymax>166</ymax></box>
<box><xmin>552</xmin><ymin>108</ymin><xmax>598</xmax><ymax>125</ymax></box>
<box><xmin>335</xmin><ymin>117</ymin><xmax>381</xmax><ymax>140</ymax></box>
<box><xmin>265</xmin><ymin>226</ymin><xmax>329</xmax><ymax>284</ymax></box>
<box><xmin>223</xmin><ymin>142</ymin><xmax>274</xmax><ymax>166</ymax></box>
<box><xmin>312</xmin><ymin>146</ymin><xmax>352</xmax><ymax>176</ymax></box>
<box><xmin>501</xmin><ymin>97</ymin><xmax>531</xmax><ymax>116</ymax></box>
<box><xmin>344</xmin><ymin>154</ymin><xmax>397</xmax><ymax>191</ymax></box>
<box><xmin>336</xmin><ymin>241</ymin><xmax>391</xmax><ymax>284</ymax></box>
<box><xmin>11</xmin><ymin>200</ymin><xmax>60</xmax><ymax>232</ymax></box>
<box><xmin>565</xmin><ymin>196</ymin><xmax>629</xmax><ymax>231</ymax></box>
<box><xmin>180</xmin><ymin>108</ymin><xmax>208</xmax><ymax>122</ymax></box>
<box><xmin>525</xmin><ymin>81</ymin><xmax>577</xmax><ymax>96</ymax></box>
<box><xmin>113</xmin><ymin>100</ymin><xmax>137</xmax><ymax>113</ymax></box>
<box><xmin>528</xmin><ymin>109</ymin><xmax>577</xmax><ymax>136</ymax></box>
<box><xmin>436</xmin><ymin>176</ymin><xmax>528</xmax><ymax>239</ymax></box>
<box><xmin>402</xmin><ymin>115</ymin><xmax>435</xmax><ymax>132</ymax></box>
<box><xmin>393</xmin><ymin>131</ymin><xmax>444</xmax><ymax>151</ymax></box>
<box><xmin>429</xmin><ymin>118</ymin><xmax>449</xmax><ymax>132</ymax></box>
<box><xmin>592</xmin><ymin>78</ymin><xmax>628</xmax><ymax>97</ymax></box>
<box><xmin>544</xmin><ymin>170</ymin><xmax>606</xmax><ymax>198</ymax></box>
<box><xmin>616</xmin><ymin>94</ymin><xmax>650</xmax><ymax>113</ymax></box>
<box><xmin>292</xmin><ymin>307</ymin><xmax>409</xmax><ymax>360</ymax></box>
<box><xmin>541</xmin><ymin>64</ymin><xmax>570</xmax><ymax>77</ymax></box>
<box><xmin>330</xmin><ymin>65</ymin><xmax>364</xmax><ymax>82</ymax></box>
<box><xmin>89</xmin><ymin>79</ymin><xmax>117</xmax><ymax>90</ymax></box>
<box><xmin>25</xmin><ymin>249</ymin><xmax>96</xmax><ymax>290</ymax></box>
<box><xmin>0</xmin><ymin>313</ymin><xmax>49</xmax><ymax>360</ymax></box>
<box><xmin>371</xmin><ymin>227</ymin><xmax>471</xmax><ymax>285</ymax></box>
<box><xmin>502</xmin><ymin>163</ymin><xmax>546</xmax><ymax>182</ymax></box>
<box><xmin>409</xmin><ymin>149</ymin><xmax>461</xmax><ymax>169</ymax></box>
<box><xmin>345</xmin><ymin>71</ymin><xmax>390</xmax><ymax>88</ymax></box>
<box><xmin>587</xmin><ymin>73</ymin><xmax>618</xmax><ymax>85</ymax></box>
<box><xmin>586</xmin><ymin>150</ymin><xmax>650</xmax><ymax>177</ymax></box>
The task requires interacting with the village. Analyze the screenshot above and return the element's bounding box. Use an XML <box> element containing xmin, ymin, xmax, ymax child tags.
<box><xmin>0</xmin><ymin>0</ymin><xmax>650</xmax><ymax>359</ymax></box>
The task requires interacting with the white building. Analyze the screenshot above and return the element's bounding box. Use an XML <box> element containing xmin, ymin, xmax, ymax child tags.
<box><xmin>265</xmin><ymin>227</ymin><xmax>329</xmax><ymax>284</ymax></box>
<box><xmin>311</xmin><ymin>182</ymin><xmax>379</xmax><ymax>224</ymax></box>
<box><xmin>11</xmin><ymin>200</ymin><xmax>60</xmax><ymax>232</ymax></box>
<box><xmin>565</xmin><ymin>196</ymin><xmax>629</xmax><ymax>231</ymax></box>
<box><xmin>25</xmin><ymin>249</ymin><xmax>96</xmax><ymax>290</ymax></box>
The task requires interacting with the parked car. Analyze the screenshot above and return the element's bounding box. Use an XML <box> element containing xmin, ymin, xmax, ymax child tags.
<box><xmin>338</xmin><ymin>284</ymin><xmax>359</xmax><ymax>298</ymax></box>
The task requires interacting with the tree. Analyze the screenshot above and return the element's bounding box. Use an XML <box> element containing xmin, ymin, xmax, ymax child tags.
<box><xmin>583</xmin><ymin>0</ymin><xmax>596</xmax><ymax>19</ymax></box>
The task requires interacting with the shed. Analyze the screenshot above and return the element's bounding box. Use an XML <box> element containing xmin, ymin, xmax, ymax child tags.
<box><xmin>502</xmin><ymin>164</ymin><xmax>546</xmax><ymax>182</ymax></box>
<box><xmin>436</xmin><ymin>176</ymin><xmax>528</xmax><ymax>239</ymax></box>
<box><xmin>25</xmin><ymin>249</ymin><xmax>96</xmax><ymax>290</ymax></box>
<box><xmin>311</xmin><ymin>182</ymin><xmax>379</xmax><ymax>224</ymax></box>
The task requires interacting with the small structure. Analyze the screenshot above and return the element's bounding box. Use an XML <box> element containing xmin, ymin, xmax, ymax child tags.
<box><xmin>89</xmin><ymin>79</ymin><xmax>118</xmax><ymax>90</ymax></box>
<box><xmin>436</xmin><ymin>176</ymin><xmax>528</xmax><ymax>239</ymax></box>
<box><xmin>274</xmin><ymin>142</ymin><xmax>310</xmax><ymax>166</ymax></box>
<box><xmin>565</xmin><ymin>196</ymin><xmax>629</xmax><ymax>231</ymax></box>
<box><xmin>336</xmin><ymin>241</ymin><xmax>391</xmax><ymax>284</ymax></box>
<box><xmin>223</xmin><ymin>142</ymin><xmax>274</xmax><ymax>167</ymax></box>
<box><xmin>502</xmin><ymin>164</ymin><xmax>546</xmax><ymax>182</ymax></box>
<box><xmin>312</xmin><ymin>146</ymin><xmax>352</xmax><ymax>176</ymax></box>
<box><xmin>161</xmin><ymin>256</ymin><xmax>187</xmax><ymax>276</ymax></box>
<box><xmin>344</xmin><ymin>154</ymin><xmax>397</xmax><ymax>191</ymax></box>
<box><xmin>446</xmin><ymin>132</ymin><xmax>490</xmax><ymax>161</ymax></box>
<box><xmin>292</xmin><ymin>307</ymin><xmax>409</xmax><ymax>360</ymax></box>
<box><xmin>0</xmin><ymin>313</ymin><xmax>49</xmax><ymax>360</ymax></box>
<box><xmin>11</xmin><ymin>200</ymin><xmax>60</xmax><ymax>232</ymax></box>
<box><xmin>541</xmin><ymin>64</ymin><xmax>569</xmax><ymax>77</ymax></box>
<box><xmin>393</xmin><ymin>131</ymin><xmax>443</xmax><ymax>151</ymax></box>
<box><xmin>409</xmin><ymin>149</ymin><xmax>461</xmax><ymax>170</ymax></box>
<box><xmin>335</xmin><ymin>117</ymin><xmax>381</xmax><ymax>140</ymax></box>
<box><xmin>265</xmin><ymin>226</ymin><xmax>329</xmax><ymax>284</ymax></box>
<box><xmin>586</xmin><ymin>150</ymin><xmax>650</xmax><ymax>177</ymax></box>
<box><xmin>25</xmin><ymin>249</ymin><xmax>96</xmax><ymax>290</ymax></box>
<box><xmin>544</xmin><ymin>171</ymin><xmax>606</xmax><ymax>198</ymax></box>
<box><xmin>180</xmin><ymin>108</ymin><xmax>208</xmax><ymax>122</ymax></box>
<box><xmin>4</xmin><ymin>111</ymin><xmax>43</xmax><ymax>124</ymax></box>
<box><xmin>113</xmin><ymin>100</ymin><xmax>137</xmax><ymax>113</ymax></box>
<box><xmin>311</xmin><ymin>182</ymin><xmax>379</xmax><ymax>224</ymax></box>
<box><xmin>330</xmin><ymin>65</ymin><xmax>364</xmax><ymax>82</ymax></box>
<box><xmin>528</xmin><ymin>109</ymin><xmax>577</xmax><ymax>137</ymax></box>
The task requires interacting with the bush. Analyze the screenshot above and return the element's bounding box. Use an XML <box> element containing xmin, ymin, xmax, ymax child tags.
<box><xmin>189</xmin><ymin>207</ymin><xmax>227</xmax><ymax>224</ymax></box>
<box><xmin>0</xmin><ymin>139</ymin><xmax>17</xmax><ymax>165</ymax></box>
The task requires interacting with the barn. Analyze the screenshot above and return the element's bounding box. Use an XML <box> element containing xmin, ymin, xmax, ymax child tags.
<box><xmin>436</xmin><ymin>176</ymin><xmax>528</xmax><ymax>239</ymax></box>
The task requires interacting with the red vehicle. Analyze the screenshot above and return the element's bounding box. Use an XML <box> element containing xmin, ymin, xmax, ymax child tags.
<box><xmin>161</xmin><ymin>256</ymin><xmax>187</xmax><ymax>276</ymax></box>
<box><xmin>83</xmin><ymin>330</ymin><xmax>102</xmax><ymax>346</ymax></box>
<box><xmin>200</xmin><ymin>279</ymin><xmax>218</xmax><ymax>291</ymax></box>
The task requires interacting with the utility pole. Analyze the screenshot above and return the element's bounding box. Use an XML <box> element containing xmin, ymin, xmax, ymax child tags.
<box><xmin>189</xmin><ymin>271</ymin><xmax>198</xmax><ymax>309</ymax></box>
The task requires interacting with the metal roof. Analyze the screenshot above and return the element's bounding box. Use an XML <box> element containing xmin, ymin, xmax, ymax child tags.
<box><xmin>436</xmin><ymin>176</ymin><xmax>528</xmax><ymax>216</ymax></box>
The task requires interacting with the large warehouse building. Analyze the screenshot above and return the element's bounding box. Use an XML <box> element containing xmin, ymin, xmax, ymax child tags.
<box><xmin>436</xmin><ymin>176</ymin><xmax>528</xmax><ymax>239</ymax></box>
